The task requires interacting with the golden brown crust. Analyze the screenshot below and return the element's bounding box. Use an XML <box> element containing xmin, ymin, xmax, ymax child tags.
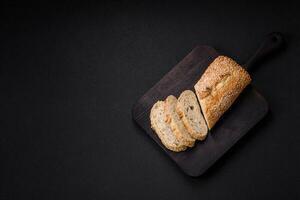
<box><xmin>194</xmin><ymin>56</ymin><xmax>251</xmax><ymax>129</ymax></box>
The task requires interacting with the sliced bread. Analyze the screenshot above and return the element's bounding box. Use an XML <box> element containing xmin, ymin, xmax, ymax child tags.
<box><xmin>176</xmin><ymin>90</ymin><xmax>208</xmax><ymax>140</ymax></box>
<box><xmin>164</xmin><ymin>95</ymin><xmax>195</xmax><ymax>147</ymax></box>
<box><xmin>150</xmin><ymin>101</ymin><xmax>187</xmax><ymax>152</ymax></box>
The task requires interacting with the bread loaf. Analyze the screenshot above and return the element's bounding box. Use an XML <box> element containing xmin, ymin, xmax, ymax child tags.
<box><xmin>194</xmin><ymin>56</ymin><xmax>251</xmax><ymax>129</ymax></box>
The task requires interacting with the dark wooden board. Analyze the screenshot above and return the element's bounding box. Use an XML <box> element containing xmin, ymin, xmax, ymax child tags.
<box><xmin>132</xmin><ymin>46</ymin><xmax>269</xmax><ymax>176</ymax></box>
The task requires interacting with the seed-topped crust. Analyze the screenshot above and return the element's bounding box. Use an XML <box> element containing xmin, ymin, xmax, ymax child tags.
<box><xmin>194</xmin><ymin>56</ymin><xmax>251</xmax><ymax>129</ymax></box>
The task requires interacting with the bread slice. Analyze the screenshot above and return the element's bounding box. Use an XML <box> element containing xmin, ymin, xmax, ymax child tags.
<box><xmin>176</xmin><ymin>90</ymin><xmax>208</xmax><ymax>140</ymax></box>
<box><xmin>164</xmin><ymin>95</ymin><xmax>195</xmax><ymax>147</ymax></box>
<box><xmin>194</xmin><ymin>56</ymin><xmax>251</xmax><ymax>129</ymax></box>
<box><xmin>150</xmin><ymin>101</ymin><xmax>187</xmax><ymax>152</ymax></box>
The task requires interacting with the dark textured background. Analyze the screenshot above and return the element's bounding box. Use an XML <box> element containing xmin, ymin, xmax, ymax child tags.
<box><xmin>1</xmin><ymin>1</ymin><xmax>299</xmax><ymax>199</ymax></box>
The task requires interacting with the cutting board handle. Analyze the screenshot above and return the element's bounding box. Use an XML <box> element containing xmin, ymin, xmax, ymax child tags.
<box><xmin>244</xmin><ymin>32</ymin><xmax>284</xmax><ymax>71</ymax></box>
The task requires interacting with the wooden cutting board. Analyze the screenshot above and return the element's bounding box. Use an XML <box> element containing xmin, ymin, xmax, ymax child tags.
<box><xmin>132</xmin><ymin>33</ymin><xmax>284</xmax><ymax>176</ymax></box>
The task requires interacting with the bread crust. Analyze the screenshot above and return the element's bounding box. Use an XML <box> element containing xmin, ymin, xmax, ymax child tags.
<box><xmin>194</xmin><ymin>56</ymin><xmax>251</xmax><ymax>129</ymax></box>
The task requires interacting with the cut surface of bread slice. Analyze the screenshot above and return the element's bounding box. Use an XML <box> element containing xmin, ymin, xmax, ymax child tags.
<box><xmin>176</xmin><ymin>90</ymin><xmax>208</xmax><ymax>140</ymax></box>
<box><xmin>164</xmin><ymin>95</ymin><xmax>195</xmax><ymax>147</ymax></box>
<box><xmin>194</xmin><ymin>56</ymin><xmax>251</xmax><ymax>129</ymax></box>
<box><xmin>150</xmin><ymin>101</ymin><xmax>187</xmax><ymax>152</ymax></box>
